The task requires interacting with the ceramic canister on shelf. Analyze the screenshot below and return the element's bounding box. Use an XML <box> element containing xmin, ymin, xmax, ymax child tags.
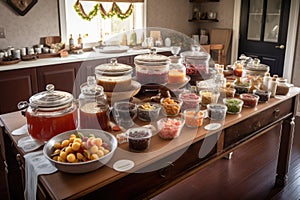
<box><xmin>21</xmin><ymin>47</ymin><xmax>27</xmax><ymax>56</ymax></box>
<box><xmin>13</xmin><ymin>49</ymin><xmax>21</xmax><ymax>59</ymax></box>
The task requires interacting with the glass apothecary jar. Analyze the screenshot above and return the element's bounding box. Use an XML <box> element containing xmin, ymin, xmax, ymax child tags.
<box><xmin>168</xmin><ymin>56</ymin><xmax>186</xmax><ymax>84</ymax></box>
<box><xmin>95</xmin><ymin>58</ymin><xmax>133</xmax><ymax>92</ymax></box>
<box><xmin>180</xmin><ymin>45</ymin><xmax>210</xmax><ymax>75</ymax></box>
<box><xmin>79</xmin><ymin>76</ymin><xmax>110</xmax><ymax>131</ymax></box>
<box><xmin>134</xmin><ymin>48</ymin><xmax>170</xmax><ymax>85</ymax></box>
<box><xmin>276</xmin><ymin>78</ymin><xmax>290</xmax><ymax>95</ymax></box>
<box><xmin>17</xmin><ymin>84</ymin><xmax>78</xmax><ymax>142</ymax></box>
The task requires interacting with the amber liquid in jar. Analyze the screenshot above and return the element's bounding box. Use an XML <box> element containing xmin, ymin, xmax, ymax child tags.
<box><xmin>168</xmin><ymin>69</ymin><xmax>185</xmax><ymax>83</ymax></box>
<box><xmin>79</xmin><ymin>102</ymin><xmax>110</xmax><ymax>131</ymax></box>
<box><xmin>97</xmin><ymin>79</ymin><xmax>131</xmax><ymax>92</ymax></box>
<box><xmin>26</xmin><ymin>110</ymin><xmax>78</xmax><ymax>141</ymax></box>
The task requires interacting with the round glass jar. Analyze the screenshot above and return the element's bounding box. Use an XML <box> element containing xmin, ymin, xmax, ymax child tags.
<box><xmin>17</xmin><ymin>84</ymin><xmax>78</xmax><ymax>142</ymax></box>
<box><xmin>134</xmin><ymin>49</ymin><xmax>170</xmax><ymax>85</ymax></box>
<box><xmin>95</xmin><ymin>58</ymin><xmax>133</xmax><ymax>92</ymax></box>
<box><xmin>168</xmin><ymin>56</ymin><xmax>186</xmax><ymax>84</ymax></box>
<box><xmin>79</xmin><ymin>76</ymin><xmax>110</xmax><ymax>131</ymax></box>
<box><xmin>180</xmin><ymin>45</ymin><xmax>210</xmax><ymax>75</ymax></box>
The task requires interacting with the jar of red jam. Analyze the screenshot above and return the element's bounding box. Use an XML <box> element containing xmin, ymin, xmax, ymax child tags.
<box><xmin>17</xmin><ymin>84</ymin><xmax>78</xmax><ymax>142</ymax></box>
<box><xmin>79</xmin><ymin>76</ymin><xmax>110</xmax><ymax>131</ymax></box>
<box><xmin>180</xmin><ymin>45</ymin><xmax>210</xmax><ymax>76</ymax></box>
<box><xmin>233</xmin><ymin>60</ymin><xmax>244</xmax><ymax>77</ymax></box>
<box><xmin>134</xmin><ymin>48</ymin><xmax>170</xmax><ymax>85</ymax></box>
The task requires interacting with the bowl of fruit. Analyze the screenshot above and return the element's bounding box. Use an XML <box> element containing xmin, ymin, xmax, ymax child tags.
<box><xmin>43</xmin><ymin>129</ymin><xmax>117</xmax><ymax>173</ymax></box>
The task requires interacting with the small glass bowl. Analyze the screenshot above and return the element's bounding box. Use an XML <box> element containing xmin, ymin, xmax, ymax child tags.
<box><xmin>223</xmin><ymin>98</ymin><xmax>244</xmax><ymax>114</ymax></box>
<box><xmin>126</xmin><ymin>127</ymin><xmax>152</xmax><ymax>152</ymax></box>
<box><xmin>137</xmin><ymin>102</ymin><xmax>161</xmax><ymax>122</ymax></box>
<box><xmin>253</xmin><ymin>89</ymin><xmax>271</xmax><ymax>102</ymax></box>
<box><xmin>199</xmin><ymin>90</ymin><xmax>220</xmax><ymax>107</ymax></box>
<box><xmin>183</xmin><ymin>109</ymin><xmax>204</xmax><ymax>128</ymax></box>
<box><xmin>157</xmin><ymin>117</ymin><xmax>185</xmax><ymax>139</ymax></box>
<box><xmin>233</xmin><ymin>82</ymin><xmax>251</xmax><ymax>95</ymax></box>
<box><xmin>239</xmin><ymin>93</ymin><xmax>259</xmax><ymax>108</ymax></box>
<box><xmin>207</xmin><ymin>103</ymin><xmax>227</xmax><ymax>120</ymax></box>
<box><xmin>179</xmin><ymin>92</ymin><xmax>201</xmax><ymax>111</ymax></box>
<box><xmin>220</xmin><ymin>87</ymin><xmax>236</xmax><ymax>98</ymax></box>
<box><xmin>160</xmin><ymin>97</ymin><xmax>183</xmax><ymax>116</ymax></box>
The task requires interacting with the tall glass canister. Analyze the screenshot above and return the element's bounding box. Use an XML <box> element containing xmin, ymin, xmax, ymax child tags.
<box><xmin>79</xmin><ymin>76</ymin><xmax>110</xmax><ymax>131</ymax></box>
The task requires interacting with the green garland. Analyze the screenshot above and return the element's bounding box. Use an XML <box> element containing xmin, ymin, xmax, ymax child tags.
<box><xmin>74</xmin><ymin>1</ymin><xmax>98</xmax><ymax>21</ymax></box>
<box><xmin>74</xmin><ymin>1</ymin><xmax>134</xmax><ymax>21</ymax></box>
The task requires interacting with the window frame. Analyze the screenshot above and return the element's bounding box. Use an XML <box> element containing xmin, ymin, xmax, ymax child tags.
<box><xmin>58</xmin><ymin>0</ymin><xmax>147</xmax><ymax>47</ymax></box>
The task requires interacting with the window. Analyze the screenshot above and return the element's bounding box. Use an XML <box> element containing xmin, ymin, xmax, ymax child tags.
<box><xmin>59</xmin><ymin>0</ymin><xmax>145</xmax><ymax>47</ymax></box>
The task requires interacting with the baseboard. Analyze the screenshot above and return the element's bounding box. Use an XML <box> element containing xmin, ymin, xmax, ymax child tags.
<box><xmin>297</xmin><ymin>112</ymin><xmax>300</xmax><ymax>117</ymax></box>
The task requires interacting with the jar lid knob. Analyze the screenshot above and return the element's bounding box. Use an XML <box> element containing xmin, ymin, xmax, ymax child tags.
<box><xmin>46</xmin><ymin>84</ymin><xmax>55</xmax><ymax>92</ymax></box>
<box><xmin>191</xmin><ymin>45</ymin><xmax>200</xmax><ymax>53</ymax></box>
<box><xmin>110</xmin><ymin>58</ymin><xmax>118</xmax><ymax>66</ymax></box>
<box><xmin>87</xmin><ymin>76</ymin><xmax>97</xmax><ymax>87</ymax></box>
<box><xmin>150</xmin><ymin>47</ymin><xmax>157</xmax><ymax>55</ymax></box>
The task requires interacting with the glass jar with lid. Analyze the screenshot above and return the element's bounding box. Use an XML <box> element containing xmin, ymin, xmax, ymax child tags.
<box><xmin>168</xmin><ymin>56</ymin><xmax>186</xmax><ymax>84</ymax></box>
<box><xmin>17</xmin><ymin>84</ymin><xmax>78</xmax><ymax>142</ymax></box>
<box><xmin>134</xmin><ymin>48</ymin><xmax>170</xmax><ymax>85</ymax></box>
<box><xmin>79</xmin><ymin>76</ymin><xmax>110</xmax><ymax>131</ymax></box>
<box><xmin>180</xmin><ymin>45</ymin><xmax>210</xmax><ymax>75</ymax></box>
<box><xmin>95</xmin><ymin>58</ymin><xmax>133</xmax><ymax>92</ymax></box>
<box><xmin>276</xmin><ymin>78</ymin><xmax>290</xmax><ymax>95</ymax></box>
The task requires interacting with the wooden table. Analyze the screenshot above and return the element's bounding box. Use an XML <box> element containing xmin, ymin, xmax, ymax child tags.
<box><xmin>1</xmin><ymin>87</ymin><xmax>299</xmax><ymax>200</ymax></box>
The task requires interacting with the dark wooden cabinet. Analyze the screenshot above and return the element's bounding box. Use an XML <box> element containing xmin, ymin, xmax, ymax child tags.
<box><xmin>36</xmin><ymin>62</ymin><xmax>81</xmax><ymax>94</ymax></box>
<box><xmin>0</xmin><ymin>68</ymin><xmax>38</xmax><ymax>114</ymax></box>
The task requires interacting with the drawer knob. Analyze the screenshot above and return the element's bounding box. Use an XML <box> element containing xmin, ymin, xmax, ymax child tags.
<box><xmin>254</xmin><ymin>121</ymin><xmax>262</xmax><ymax>129</ymax></box>
<box><xmin>159</xmin><ymin>162</ymin><xmax>174</xmax><ymax>178</ymax></box>
<box><xmin>274</xmin><ymin>108</ymin><xmax>280</xmax><ymax>118</ymax></box>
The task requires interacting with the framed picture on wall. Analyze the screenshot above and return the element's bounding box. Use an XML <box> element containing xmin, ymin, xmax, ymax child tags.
<box><xmin>7</xmin><ymin>0</ymin><xmax>38</xmax><ymax>16</ymax></box>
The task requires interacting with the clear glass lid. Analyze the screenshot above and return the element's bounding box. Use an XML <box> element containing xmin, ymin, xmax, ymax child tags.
<box><xmin>134</xmin><ymin>48</ymin><xmax>170</xmax><ymax>66</ymax></box>
<box><xmin>29</xmin><ymin>84</ymin><xmax>74</xmax><ymax>109</ymax></box>
<box><xmin>95</xmin><ymin>58</ymin><xmax>132</xmax><ymax>76</ymax></box>
<box><xmin>80</xmin><ymin>76</ymin><xmax>104</xmax><ymax>96</ymax></box>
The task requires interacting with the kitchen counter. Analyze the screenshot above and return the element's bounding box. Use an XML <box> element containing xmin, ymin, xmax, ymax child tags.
<box><xmin>0</xmin><ymin>47</ymin><xmax>171</xmax><ymax>72</ymax></box>
<box><xmin>0</xmin><ymin>47</ymin><xmax>172</xmax><ymax>114</ymax></box>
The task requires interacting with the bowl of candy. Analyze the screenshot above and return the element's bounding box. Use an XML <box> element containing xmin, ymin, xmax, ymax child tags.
<box><xmin>43</xmin><ymin>129</ymin><xmax>117</xmax><ymax>173</ymax></box>
<box><xmin>137</xmin><ymin>102</ymin><xmax>161</xmax><ymax>122</ymax></box>
<box><xmin>157</xmin><ymin>117</ymin><xmax>185</xmax><ymax>139</ymax></box>
<box><xmin>160</xmin><ymin>97</ymin><xmax>183</xmax><ymax>116</ymax></box>
<box><xmin>126</xmin><ymin>127</ymin><xmax>152</xmax><ymax>152</ymax></box>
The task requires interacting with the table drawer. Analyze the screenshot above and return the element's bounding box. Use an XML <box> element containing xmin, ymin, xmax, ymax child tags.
<box><xmin>224</xmin><ymin>98</ymin><xmax>293</xmax><ymax>149</ymax></box>
<box><xmin>85</xmin><ymin>134</ymin><xmax>218</xmax><ymax>199</ymax></box>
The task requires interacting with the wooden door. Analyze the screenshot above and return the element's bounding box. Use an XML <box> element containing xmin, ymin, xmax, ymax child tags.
<box><xmin>238</xmin><ymin>0</ymin><xmax>291</xmax><ymax>76</ymax></box>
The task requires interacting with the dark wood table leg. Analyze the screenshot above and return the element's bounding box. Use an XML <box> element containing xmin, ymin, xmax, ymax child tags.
<box><xmin>275</xmin><ymin>116</ymin><xmax>295</xmax><ymax>187</ymax></box>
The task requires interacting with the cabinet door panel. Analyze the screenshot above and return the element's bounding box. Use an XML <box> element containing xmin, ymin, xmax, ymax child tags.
<box><xmin>0</xmin><ymin>68</ymin><xmax>38</xmax><ymax>114</ymax></box>
<box><xmin>37</xmin><ymin>63</ymin><xmax>80</xmax><ymax>94</ymax></box>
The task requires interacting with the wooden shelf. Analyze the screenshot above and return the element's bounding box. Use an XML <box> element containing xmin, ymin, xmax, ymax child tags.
<box><xmin>188</xmin><ymin>18</ymin><xmax>219</xmax><ymax>22</ymax></box>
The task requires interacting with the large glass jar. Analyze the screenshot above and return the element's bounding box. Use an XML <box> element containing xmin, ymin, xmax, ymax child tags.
<box><xmin>79</xmin><ymin>76</ymin><xmax>110</xmax><ymax>131</ymax></box>
<box><xmin>95</xmin><ymin>58</ymin><xmax>133</xmax><ymax>92</ymax></box>
<box><xmin>134</xmin><ymin>48</ymin><xmax>170</xmax><ymax>85</ymax></box>
<box><xmin>17</xmin><ymin>84</ymin><xmax>78</xmax><ymax>142</ymax></box>
<box><xmin>168</xmin><ymin>56</ymin><xmax>186</xmax><ymax>84</ymax></box>
<box><xmin>180</xmin><ymin>45</ymin><xmax>210</xmax><ymax>84</ymax></box>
